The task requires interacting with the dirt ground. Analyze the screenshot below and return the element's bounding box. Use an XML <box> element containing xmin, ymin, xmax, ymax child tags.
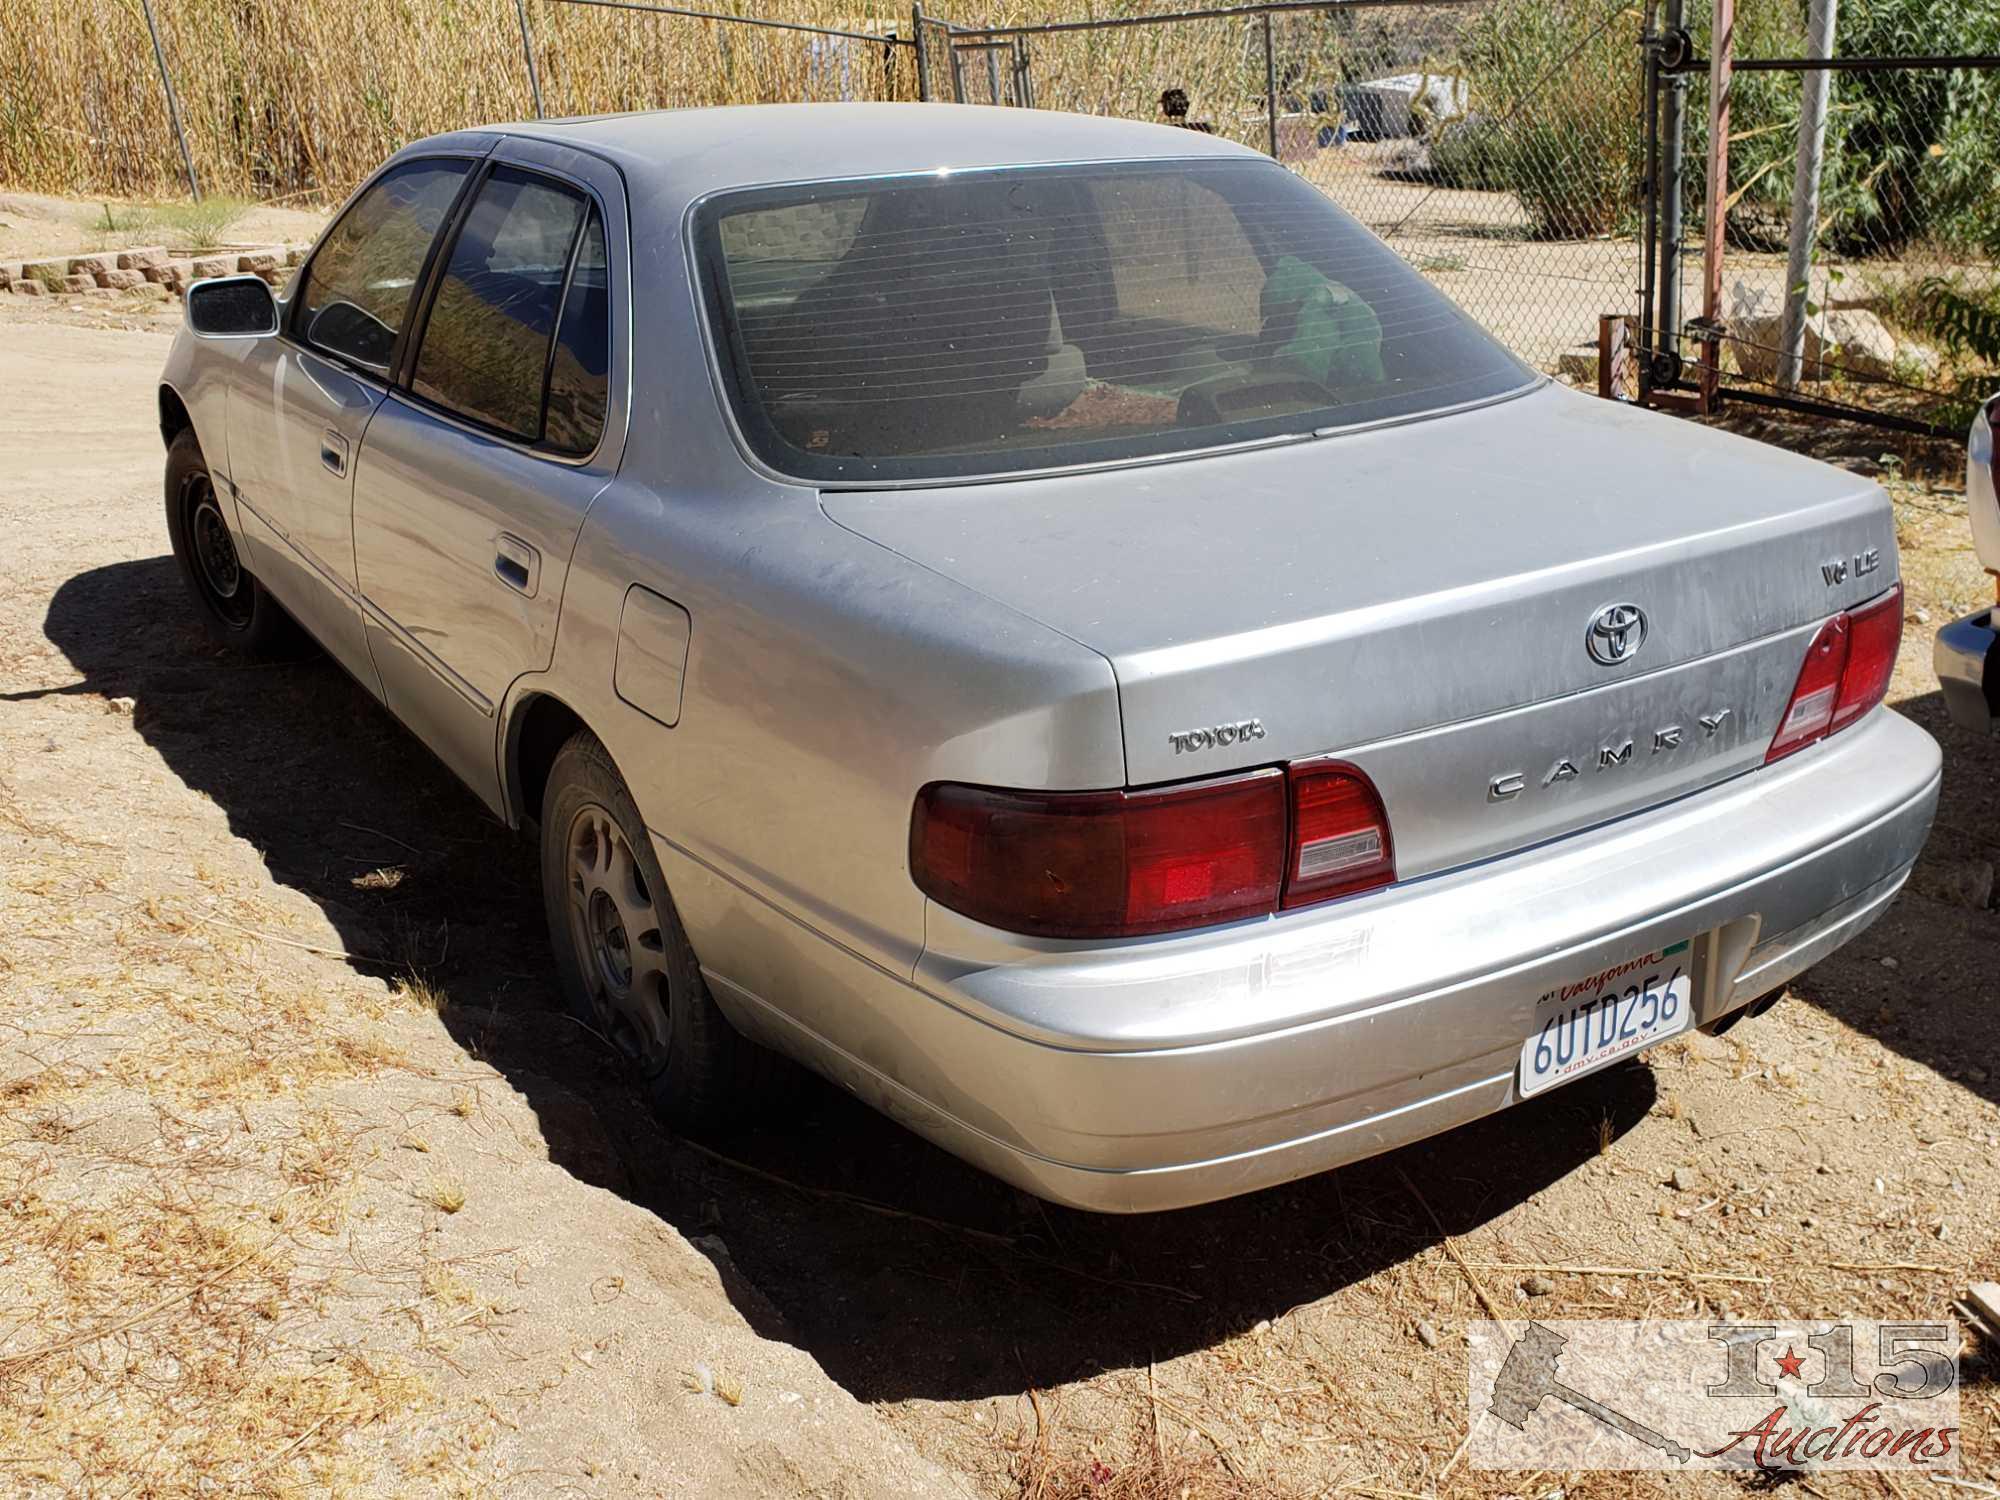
<box><xmin>0</xmin><ymin>189</ymin><xmax>329</xmax><ymax>264</ymax></box>
<box><xmin>0</xmin><ymin>295</ymin><xmax>1996</xmax><ymax>1499</ymax></box>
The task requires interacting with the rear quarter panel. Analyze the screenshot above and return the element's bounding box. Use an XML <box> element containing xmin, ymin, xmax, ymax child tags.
<box><xmin>522</xmin><ymin>474</ymin><xmax>1126</xmax><ymax>1047</ymax></box>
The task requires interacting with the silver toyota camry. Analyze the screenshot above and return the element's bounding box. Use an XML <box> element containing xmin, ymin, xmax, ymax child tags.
<box><xmin>158</xmin><ymin>104</ymin><xmax>1942</xmax><ymax>1211</ymax></box>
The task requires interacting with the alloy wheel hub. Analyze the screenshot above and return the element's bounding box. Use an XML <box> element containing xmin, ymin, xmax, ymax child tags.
<box><xmin>566</xmin><ymin>804</ymin><xmax>671</xmax><ymax>1071</ymax></box>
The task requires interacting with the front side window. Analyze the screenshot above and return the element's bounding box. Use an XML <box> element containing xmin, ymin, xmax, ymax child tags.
<box><xmin>695</xmin><ymin>159</ymin><xmax>1536</xmax><ymax>483</ymax></box>
<box><xmin>413</xmin><ymin>167</ymin><xmax>593</xmax><ymax>443</ymax></box>
<box><xmin>297</xmin><ymin>158</ymin><xmax>470</xmax><ymax>375</ymax></box>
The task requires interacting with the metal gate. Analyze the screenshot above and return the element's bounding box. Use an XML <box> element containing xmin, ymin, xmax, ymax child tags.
<box><xmin>1638</xmin><ymin>0</ymin><xmax>2000</xmax><ymax>439</ymax></box>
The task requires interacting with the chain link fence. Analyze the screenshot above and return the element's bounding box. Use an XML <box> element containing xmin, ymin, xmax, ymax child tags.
<box><xmin>920</xmin><ymin>0</ymin><xmax>2000</xmax><ymax>433</ymax></box>
<box><xmin>9</xmin><ymin>0</ymin><xmax>1995</xmax><ymax>433</ymax></box>
<box><xmin>926</xmin><ymin>0</ymin><xmax>1656</xmax><ymax>387</ymax></box>
<box><xmin>1655</xmin><ymin>0</ymin><xmax>2000</xmax><ymax>436</ymax></box>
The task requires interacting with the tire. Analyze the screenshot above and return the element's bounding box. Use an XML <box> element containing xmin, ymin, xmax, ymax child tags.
<box><xmin>540</xmin><ymin>729</ymin><xmax>783</xmax><ymax>1130</ymax></box>
<box><xmin>164</xmin><ymin>427</ymin><xmax>300</xmax><ymax>656</ymax></box>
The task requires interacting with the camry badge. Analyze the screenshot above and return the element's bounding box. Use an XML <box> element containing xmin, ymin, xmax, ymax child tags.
<box><xmin>1585</xmin><ymin>602</ymin><xmax>1648</xmax><ymax>666</ymax></box>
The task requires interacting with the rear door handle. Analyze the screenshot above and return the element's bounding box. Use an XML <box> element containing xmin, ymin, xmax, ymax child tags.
<box><xmin>494</xmin><ymin>532</ymin><xmax>541</xmax><ymax>597</ymax></box>
<box><xmin>319</xmin><ymin>428</ymin><xmax>349</xmax><ymax>477</ymax></box>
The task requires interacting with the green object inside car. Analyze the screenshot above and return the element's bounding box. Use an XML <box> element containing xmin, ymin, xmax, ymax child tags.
<box><xmin>1262</xmin><ymin>254</ymin><xmax>1385</xmax><ymax>388</ymax></box>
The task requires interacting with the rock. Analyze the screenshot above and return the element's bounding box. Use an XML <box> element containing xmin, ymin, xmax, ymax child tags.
<box><xmin>1725</xmin><ymin>285</ymin><xmax>1938</xmax><ymax>385</ymax></box>
<box><xmin>1522</xmin><ymin>1275</ymin><xmax>1556</xmax><ymax>1297</ymax></box>
<box><xmin>1415</xmin><ymin>1319</ymin><xmax>1441</xmax><ymax>1348</ymax></box>
<box><xmin>1670</xmin><ymin>1166</ymin><xmax>1698</xmax><ymax>1192</ymax></box>
<box><xmin>1945</xmin><ymin>860</ymin><xmax>1995</xmax><ymax>911</ymax></box>
<box><xmin>1823</xmin><ymin>308</ymin><xmax>1937</xmax><ymax>382</ymax></box>
<box><xmin>237</xmin><ymin>248</ymin><xmax>282</xmax><ymax>275</ymax></box>
<box><xmin>13</xmin><ymin>278</ymin><xmax>44</xmax><ymax>297</ymax></box>
<box><xmin>126</xmin><ymin>282</ymin><xmax>171</xmax><ymax>303</ymax></box>
<box><xmin>0</xmin><ymin>266</ymin><xmax>11</xmax><ymax>292</ymax></box>
<box><xmin>1879</xmin><ymin>956</ymin><xmax>1899</xmax><ymax>970</ymax></box>
<box><xmin>285</xmin><ymin>244</ymin><xmax>307</xmax><ymax>266</ymax></box>
<box><xmin>61</xmin><ymin>274</ymin><xmax>95</xmax><ymax>294</ymax></box>
<box><xmin>116</xmin><ymin>245</ymin><xmax>169</xmax><ymax>271</ymax></box>
<box><xmin>66</xmin><ymin>252</ymin><xmax>114</xmax><ymax>276</ymax></box>
<box><xmin>20</xmin><ymin>257</ymin><xmax>67</xmax><ymax>286</ymax></box>
<box><xmin>189</xmin><ymin>256</ymin><xmax>230</xmax><ymax>279</ymax></box>
<box><xmin>95</xmin><ymin>268</ymin><xmax>146</xmax><ymax>291</ymax></box>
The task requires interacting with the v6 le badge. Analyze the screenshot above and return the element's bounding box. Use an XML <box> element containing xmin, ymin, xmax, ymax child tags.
<box><xmin>1821</xmin><ymin>547</ymin><xmax>1880</xmax><ymax>587</ymax></box>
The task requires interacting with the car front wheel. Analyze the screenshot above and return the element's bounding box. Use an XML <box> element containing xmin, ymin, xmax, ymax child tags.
<box><xmin>540</xmin><ymin>729</ymin><xmax>782</xmax><ymax>1130</ymax></box>
<box><xmin>163</xmin><ymin>427</ymin><xmax>298</xmax><ymax>655</ymax></box>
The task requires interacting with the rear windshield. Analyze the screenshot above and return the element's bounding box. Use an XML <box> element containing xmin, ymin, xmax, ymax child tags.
<box><xmin>693</xmin><ymin>158</ymin><xmax>1535</xmax><ymax>484</ymax></box>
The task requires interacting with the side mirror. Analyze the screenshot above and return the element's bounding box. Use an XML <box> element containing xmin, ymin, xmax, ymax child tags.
<box><xmin>186</xmin><ymin>274</ymin><xmax>279</xmax><ymax>338</ymax></box>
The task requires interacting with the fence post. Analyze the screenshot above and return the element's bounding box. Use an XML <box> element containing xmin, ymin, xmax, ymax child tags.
<box><xmin>1656</xmin><ymin>0</ymin><xmax>1687</xmax><ymax>378</ymax></box>
<box><xmin>1014</xmin><ymin>38</ymin><xmax>1034</xmax><ymax>109</ymax></box>
<box><xmin>912</xmin><ymin>4</ymin><xmax>932</xmax><ymax>101</ymax></box>
<box><xmin>138</xmin><ymin>0</ymin><xmax>200</xmax><ymax>202</ymax></box>
<box><xmin>514</xmin><ymin>0</ymin><xmax>546</xmax><ymax>118</ymax></box>
<box><xmin>948</xmin><ymin>32</ymin><xmax>967</xmax><ymax>102</ymax></box>
<box><xmin>1777</xmin><ymin>0</ymin><xmax>1837</xmax><ymax>391</ymax></box>
<box><xmin>1262</xmin><ymin>12</ymin><xmax>1279</xmax><ymax>159</ymax></box>
<box><xmin>1699</xmin><ymin>0</ymin><xmax>1734</xmax><ymax>410</ymax></box>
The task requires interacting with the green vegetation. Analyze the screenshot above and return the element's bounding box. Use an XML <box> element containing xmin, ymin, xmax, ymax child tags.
<box><xmin>151</xmin><ymin>195</ymin><xmax>253</xmax><ymax>250</ymax></box>
<box><xmin>89</xmin><ymin>200</ymin><xmax>155</xmax><ymax>244</ymax></box>
<box><xmin>1431</xmin><ymin>0</ymin><xmax>1647</xmax><ymax>240</ymax></box>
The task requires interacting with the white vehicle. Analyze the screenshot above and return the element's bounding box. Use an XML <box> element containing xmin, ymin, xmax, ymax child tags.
<box><xmin>1934</xmin><ymin>393</ymin><xmax>2000</xmax><ymax>734</ymax></box>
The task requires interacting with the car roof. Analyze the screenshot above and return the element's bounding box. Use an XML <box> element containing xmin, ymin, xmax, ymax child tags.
<box><xmin>467</xmin><ymin>102</ymin><xmax>1264</xmax><ymax>202</ymax></box>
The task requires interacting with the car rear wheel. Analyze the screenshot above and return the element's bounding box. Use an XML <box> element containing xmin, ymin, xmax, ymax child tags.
<box><xmin>541</xmin><ymin>729</ymin><xmax>783</xmax><ymax>1129</ymax></box>
<box><xmin>164</xmin><ymin>428</ymin><xmax>299</xmax><ymax>655</ymax></box>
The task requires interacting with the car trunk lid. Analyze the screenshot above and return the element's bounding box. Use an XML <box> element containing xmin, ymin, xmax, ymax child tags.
<box><xmin>822</xmin><ymin>385</ymin><xmax>1899</xmax><ymax>878</ymax></box>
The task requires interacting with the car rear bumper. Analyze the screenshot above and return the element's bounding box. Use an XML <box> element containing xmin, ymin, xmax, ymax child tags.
<box><xmin>1935</xmin><ymin>607</ymin><xmax>1999</xmax><ymax>735</ymax></box>
<box><xmin>701</xmin><ymin>709</ymin><xmax>1939</xmax><ymax>1213</ymax></box>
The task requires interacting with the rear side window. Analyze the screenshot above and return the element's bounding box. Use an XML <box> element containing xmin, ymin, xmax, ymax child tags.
<box><xmin>298</xmin><ymin>158</ymin><xmax>469</xmax><ymax>375</ymax></box>
<box><xmin>694</xmin><ymin>159</ymin><xmax>1536</xmax><ymax>483</ymax></box>
<box><xmin>543</xmin><ymin>213</ymin><xmax>610</xmax><ymax>455</ymax></box>
<box><xmin>413</xmin><ymin>167</ymin><xmax>592</xmax><ymax>443</ymax></box>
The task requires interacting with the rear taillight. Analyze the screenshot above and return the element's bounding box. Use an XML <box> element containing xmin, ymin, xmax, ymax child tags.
<box><xmin>1766</xmin><ymin>583</ymin><xmax>1903</xmax><ymax>763</ymax></box>
<box><xmin>1830</xmin><ymin>584</ymin><xmax>1902</xmax><ymax>734</ymax></box>
<box><xmin>1283</xmin><ymin>759</ymin><xmax>1395</xmax><ymax>908</ymax></box>
<box><xmin>912</xmin><ymin>760</ymin><xmax>1396</xmax><ymax>938</ymax></box>
<box><xmin>911</xmin><ymin>773</ymin><xmax>1287</xmax><ymax>938</ymax></box>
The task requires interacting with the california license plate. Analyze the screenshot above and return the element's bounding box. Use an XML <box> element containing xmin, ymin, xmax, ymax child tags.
<box><xmin>1519</xmin><ymin>940</ymin><xmax>1695</xmax><ymax>1097</ymax></box>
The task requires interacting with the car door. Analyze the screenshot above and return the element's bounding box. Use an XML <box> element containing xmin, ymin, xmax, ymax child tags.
<box><xmin>226</xmin><ymin>154</ymin><xmax>479</xmax><ymax>688</ymax></box>
<box><xmin>351</xmin><ymin>141</ymin><xmax>627</xmax><ymax>812</ymax></box>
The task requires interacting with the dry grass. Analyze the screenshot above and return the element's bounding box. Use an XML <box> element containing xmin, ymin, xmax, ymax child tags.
<box><xmin>0</xmin><ymin>0</ymin><xmax>1451</xmax><ymax>199</ymax></box>
<box><xmin>0</xmin><ymin>0</ymin><xmax>922</xmax><ymax>200</ymax></box>
<box><xmin>423</xmin><ymin>1174</ymin><xmax>469</xmax><ymax>1215</ymax></box>
<box><xmin>0</xmin><ymin>796</ymin><xmax>472</xmax><ymax>1493</ymax></box>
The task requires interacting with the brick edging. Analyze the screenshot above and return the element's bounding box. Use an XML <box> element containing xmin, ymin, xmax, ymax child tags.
<box><xmin>0</xmin><ymin>244</ymin><xmax>310</xmax><ymax>300</ymax></box>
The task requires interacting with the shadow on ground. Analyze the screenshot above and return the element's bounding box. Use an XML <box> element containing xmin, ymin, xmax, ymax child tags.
<box><xmin>26</xmin><ymin>554</ymin><xmax>1995</xmax><ymax>1404</ymax></box>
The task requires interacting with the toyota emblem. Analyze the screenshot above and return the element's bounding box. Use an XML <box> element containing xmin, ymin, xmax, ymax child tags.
<box><xmin>1586</xmin><ymin>602</ymin><xmax>1648</xmax><ymax>665</ymax></box>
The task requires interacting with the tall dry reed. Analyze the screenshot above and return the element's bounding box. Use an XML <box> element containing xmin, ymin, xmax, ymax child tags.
<box><xmin>1</xmin><ymin>0</ymin><xmax>919</xmax><ymax>200</ymax></box>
